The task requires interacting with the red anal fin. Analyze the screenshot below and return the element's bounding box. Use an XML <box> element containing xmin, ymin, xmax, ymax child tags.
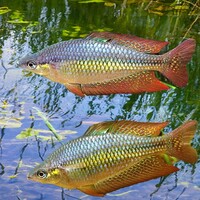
<box><xmin>65</xmin><ymin>83</ymin><xmax>85</xmax><ymax>97</ymax></box>
<box><xmin>84</xmin><ymin>121</ymin><xmax>168</xmax><ymax>137</ymax></box>
<box><xmin>79</xmin><ymin>185</ymin><xmax>105</xmax><ymax>197</ymax></box>
<box><xmin>81</xmin><ymin>71</ymin><xmax>169</xmax><ymax>95</ymax></box>
<box><xmin>79</xmin><ymin>155</ymin><xmax>179</xmax><ymax>196</ymax></box>
<box><xmin>87</xmin><ymin>32</ymin><xmax>169</xmax><ymax>54</ymax></box>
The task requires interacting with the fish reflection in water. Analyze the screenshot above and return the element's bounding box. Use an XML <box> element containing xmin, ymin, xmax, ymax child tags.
<box><xmin>19</xmin><ymin>32</ymin><xmax>196</xmax><ymax>96</ymax></box>
<box><xmin>28</xmin><ymin>120</ymin><xmax>198</xmax><ymax>196</ymax></box>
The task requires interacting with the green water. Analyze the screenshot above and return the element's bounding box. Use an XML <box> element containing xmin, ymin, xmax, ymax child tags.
<box><xmin>0</xmin><ymin>0</ymin><xmax>200</xmax><ymax>199</ymax></box>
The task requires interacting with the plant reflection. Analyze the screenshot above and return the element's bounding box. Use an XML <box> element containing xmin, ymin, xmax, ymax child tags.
<box><xmin>0</xmin><ymin>128</ymin><xmax>5</xmax><ymax>155</ymax></box>
<box><xmin>0</xmin><ymin>163</ymin><xmax>5</xmax><ymax>176</ymax></box>
<box><xmin>0</xmin><ymin>0</ymin><xmax>199</xmax><ymax>199</ymax></box>
<box><xmin>11</xmin><ymin>143</ymin><xmax>29</xmax><ymax>179</ymax></box>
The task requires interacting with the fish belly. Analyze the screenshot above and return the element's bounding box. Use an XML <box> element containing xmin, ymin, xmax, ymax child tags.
<box><xmin>59</xmin><ymin>134</ymin><xmax>167</xmax><ymax>188</ymax></box>
<box><xmin>78</xmin><ymin>155</ymin><xmax>178</xmax><ymax>196</ymax></box>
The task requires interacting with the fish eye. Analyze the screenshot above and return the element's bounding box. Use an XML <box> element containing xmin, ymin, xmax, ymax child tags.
<box><xmin>36</xmin><ymin>170</ymin><xmax>48</xmax><ymax>179</ymax></box>
<box><xmin>27</xmin><ymin>61</ymin><xmax>37</xmax><ymax>69</ymax></box>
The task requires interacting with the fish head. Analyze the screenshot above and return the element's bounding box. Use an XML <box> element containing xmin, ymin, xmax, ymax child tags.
<box><xmin>27</xmin><ymin>163</ymin><xmax>63</xmax><ymax>185</ymax></box>
<box><xmin>19</xmin><ymin>53</ymin><xmax>53</xmax><ymax>77</ymax></box>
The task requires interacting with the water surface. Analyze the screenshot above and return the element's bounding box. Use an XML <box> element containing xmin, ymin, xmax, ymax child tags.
<box><xmin>0</xmin><ymin>0</ymin><xmax>200</xmax><ymax>199</ymax></box>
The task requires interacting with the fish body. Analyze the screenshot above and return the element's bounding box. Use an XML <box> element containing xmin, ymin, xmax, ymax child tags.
<box><xmin>28</xmin><ymin>120</ymin><xmax>198</xmax><ymax>196</ymax></box>
<box><xmin>19</xmin><ymin>32</ymin><xmax>196</xmax><ymax>96</ymax></box>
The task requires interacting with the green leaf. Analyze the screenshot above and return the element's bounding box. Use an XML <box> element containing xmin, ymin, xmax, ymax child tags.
<box><xmin>0</xmin><ymin>7</ymin><xmax>11</xmax><ymax>15</ymax></box>
<box><xmin>36</xmin><ymin>135</ymin><xmax>53</xmax><ymax>141</ymax></box>
<box><xmin>0</xmin><ymin>118</ymin><xmax>22</xmax><ymax>128</ymax></box>
<box><xmin>162</xmin><ymin>82</ymin><xmax>177</xmax><ymax>89</ymax></box>
<box><xmin>79</xmin><ymin>0</ymin><xmax>104</xmax><ymax>3</ymax></box>
<box><xmin>72</xmin><ymin>25</ymin><xmax>81</xmax><ymax>32</ymax></box>
<box><xmin>62</xmin><ymin>30</ymin><xmax>70</xmax><ymax>36</ymax></box>
<box><xmin>9</xmin><ymin>174</ymin><xmax>18</xmax><ymax>179</ymax></box>
<box><xmin>8</xmin><ymin>10</ymin><xmax>31</xmax><ymax>24</ymax></box>
<box><xmin>16</xmin><ymin>128</ymin><xmax>39</xmax><ymax>139</ymax></box>
<box><xmin>33</xmin><ymin>107</ymin><xmax>62</xmax><ymax>141</ymax></box>
<box><xmin>7</xmin><ymin>20</ymin><xmax>30</xmax><ymax>24</ymax></box>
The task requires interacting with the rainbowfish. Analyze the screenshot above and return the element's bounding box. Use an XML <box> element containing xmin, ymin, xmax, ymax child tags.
<box><xmin>28</xmin><ymin>120</ymin><xmax>198</xmax><ymax>196</ymax></box>
<box><xmin>19</xmin><ymin>32</ymin><xmax>196</xmax><ymax>96</ymax></box>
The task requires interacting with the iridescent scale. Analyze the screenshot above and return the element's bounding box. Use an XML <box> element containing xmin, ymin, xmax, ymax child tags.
<box><xmin>37</xmin><ymin>39</ymin><xmax>162</xmax><ymax>84</ymax></box>
<box><xmin>45</xmin><ymin>134</ymin><xmax>167</xmax><ymax>182</ymax></box>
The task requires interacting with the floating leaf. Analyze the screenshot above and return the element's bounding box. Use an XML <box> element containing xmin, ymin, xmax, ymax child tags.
<box><xmin>9</xmin><ymin>174</ymin><xmax>18</xmax><ymax>179</ymax></box>
<box><xmin>59</xmin><ymin>130</ymin><xmax>77</xmax><ymax>135</ymax></box>
<box><xmin>148</xmin><ymin>10</ymin><xmax>164</xmax><ymax>16</ymax></box>
<box><xmin>31</xmin><ymin>129</ymin><xmax>53</xmax><ymax>134</ymax></box>
<box><xmin>174</xmin><ymin>5</ymin><xmax>189</xmax><ymax>10</ymax></box>
<box><xmin>79</xmin><ymin>0</ymin><xmax>104</xmax><ymax>3</ymax></box>
<box><xmin>16</xmin><ymin>128</ymin><xmax>39</xmax><ymax>139</ymax></box>
<box><xmin>37</xmin><ymin>135</ymin><xmax>53</xmax><ymax>141</ymax></box>
<box><xmin>69</xmin><ymin>32</ymin><xmax>79</xmax><ymax>38</ymax></box>
<box><xmin>0</xmin><ymin>118</ymin><xmax>22</xmax><ymax>128</ymax></box>
<box><xmin>8</xmin><ymin>10</ymin><xmax>31</xmax><ymax>24</ymax></box>
<box><xmin>180</xmin><ymin>181</ymin><xmax>190</xmax><ymax>187</ymax></box>
<box><xmin>72</xmin><ymin>25</ymin><xmax>81</xmax><ymax>32</ymax></box>
<box><xmin>104</xmin><ymin>2</ymin><xmax>116</xmax><ymax>7</ymax></box>
<box><xmin>33</xmin><ymin>129</ymin><xmax>77</xmax><ymax>135</ymax></box>
<box><xmin>7</xmin><ymin>20</ymin><xmax>31</xmax><ymax>24</ymax></box>
<box><xmin>16</xmin><ymin>127</ymin><xmax>75</xmax><ymax>140</ymax></box>
<box><xmin>79</xmin><ymin>33</ymin><xmax>89</xmax><ymax>38</ymax></box>
<box><xmin>62</xmin><ymin>30</ymin><xmax>70</xmax><ymax>36</ymax></box>
<box><xmin>95</xmin><ymin>27</ymin><xmax>113</xmax><ymax>32</ymax></box>
<box><xmin>31</xmin><ymin>30</ymin><xmax>42</xmax><ymax>34</ymax></box>
<box><xmin>0</xmin><ymin>100</ymin><xmax>13</xmax><ymax>109</ymax></box>
<box><xmin>9</xmin><ymin>10</ymin><xmax>23</xmax><ymax>20</ymax></box>
<box><xmin>82</xmin><ymin>121</ymin><xmax>99</xmax><ymax>125</ymax></box>
<box><xmin>0</xmin><ymin>7</ymin><xmax>11</xmax><ymax>15</ymax></box>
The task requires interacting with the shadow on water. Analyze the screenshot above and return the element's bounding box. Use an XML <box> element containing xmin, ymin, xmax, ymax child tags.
<box><xmin>0</xmin><ymin>162</ymin><xmax>5</xmax><ymax>176</ymax></box>
<box><xmin>0</xmin><ymin>128</ymin><xmax>5</xmax><ymax>155</ymax></box>
<box><xmin>0</xmin><ymin>0</ymin><xmax>200</xmax><ymax>199</ymax></box>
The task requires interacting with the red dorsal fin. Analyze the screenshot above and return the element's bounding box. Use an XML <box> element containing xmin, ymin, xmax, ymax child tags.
<box><xmin>81</xmin><ymin>71</ymin><xmax>169</xmax><ymax>95</ymax></box>
<box><xmin>86</xmin><ymin>32</ymin><xmax>169</xmax><ymax>54</ymax></box>
<box><xmin>83</xmin><ymin>120</ymin><xmax>168</xmax><ymax>137</ymax></box>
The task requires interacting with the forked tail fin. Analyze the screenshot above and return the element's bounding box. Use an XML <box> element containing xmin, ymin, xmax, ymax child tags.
<box><xmin>168</xmin><ymin>120</ymin><xmax>198</xmax><ymax>164</ymax></box>
<box><xmin>161</xmin><ymin>39</ymin><xmax>196</xmax><ymax>87</ymax></box>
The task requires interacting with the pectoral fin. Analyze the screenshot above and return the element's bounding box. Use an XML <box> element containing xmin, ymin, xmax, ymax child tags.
<box><xmin>86</xmin><ymin>32</ymin><xmax>169</xmax><ymax>54</ymax></box>
<box><xmin>81</xmin><ymin>71</ymin><xmax>169</xmax><ymax>95</ymax></box>
<box><xmin>84</xmin><ymin>120</ymin><xmax>168</xmax><ymax>137</ymax></box>
<box><xmin>79</xmin><ymin>155</ymin><xmax>179</xmax><ymax>196</ymax></box>
<box><xmin>65</xmin><ymin>83</ymin><xmax>85</xmax><ymax>97</ymax></box>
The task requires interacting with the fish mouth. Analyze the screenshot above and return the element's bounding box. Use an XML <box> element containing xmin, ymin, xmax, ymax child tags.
<box><xmin>27</xmin><ymin>174</ymin><xmax>32</xmax><ymax>180</ymax></box>
<box><xmin>27</xmin><ymin>172</ymin><xmax>35</xmax><ymax>180</ymax></box>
